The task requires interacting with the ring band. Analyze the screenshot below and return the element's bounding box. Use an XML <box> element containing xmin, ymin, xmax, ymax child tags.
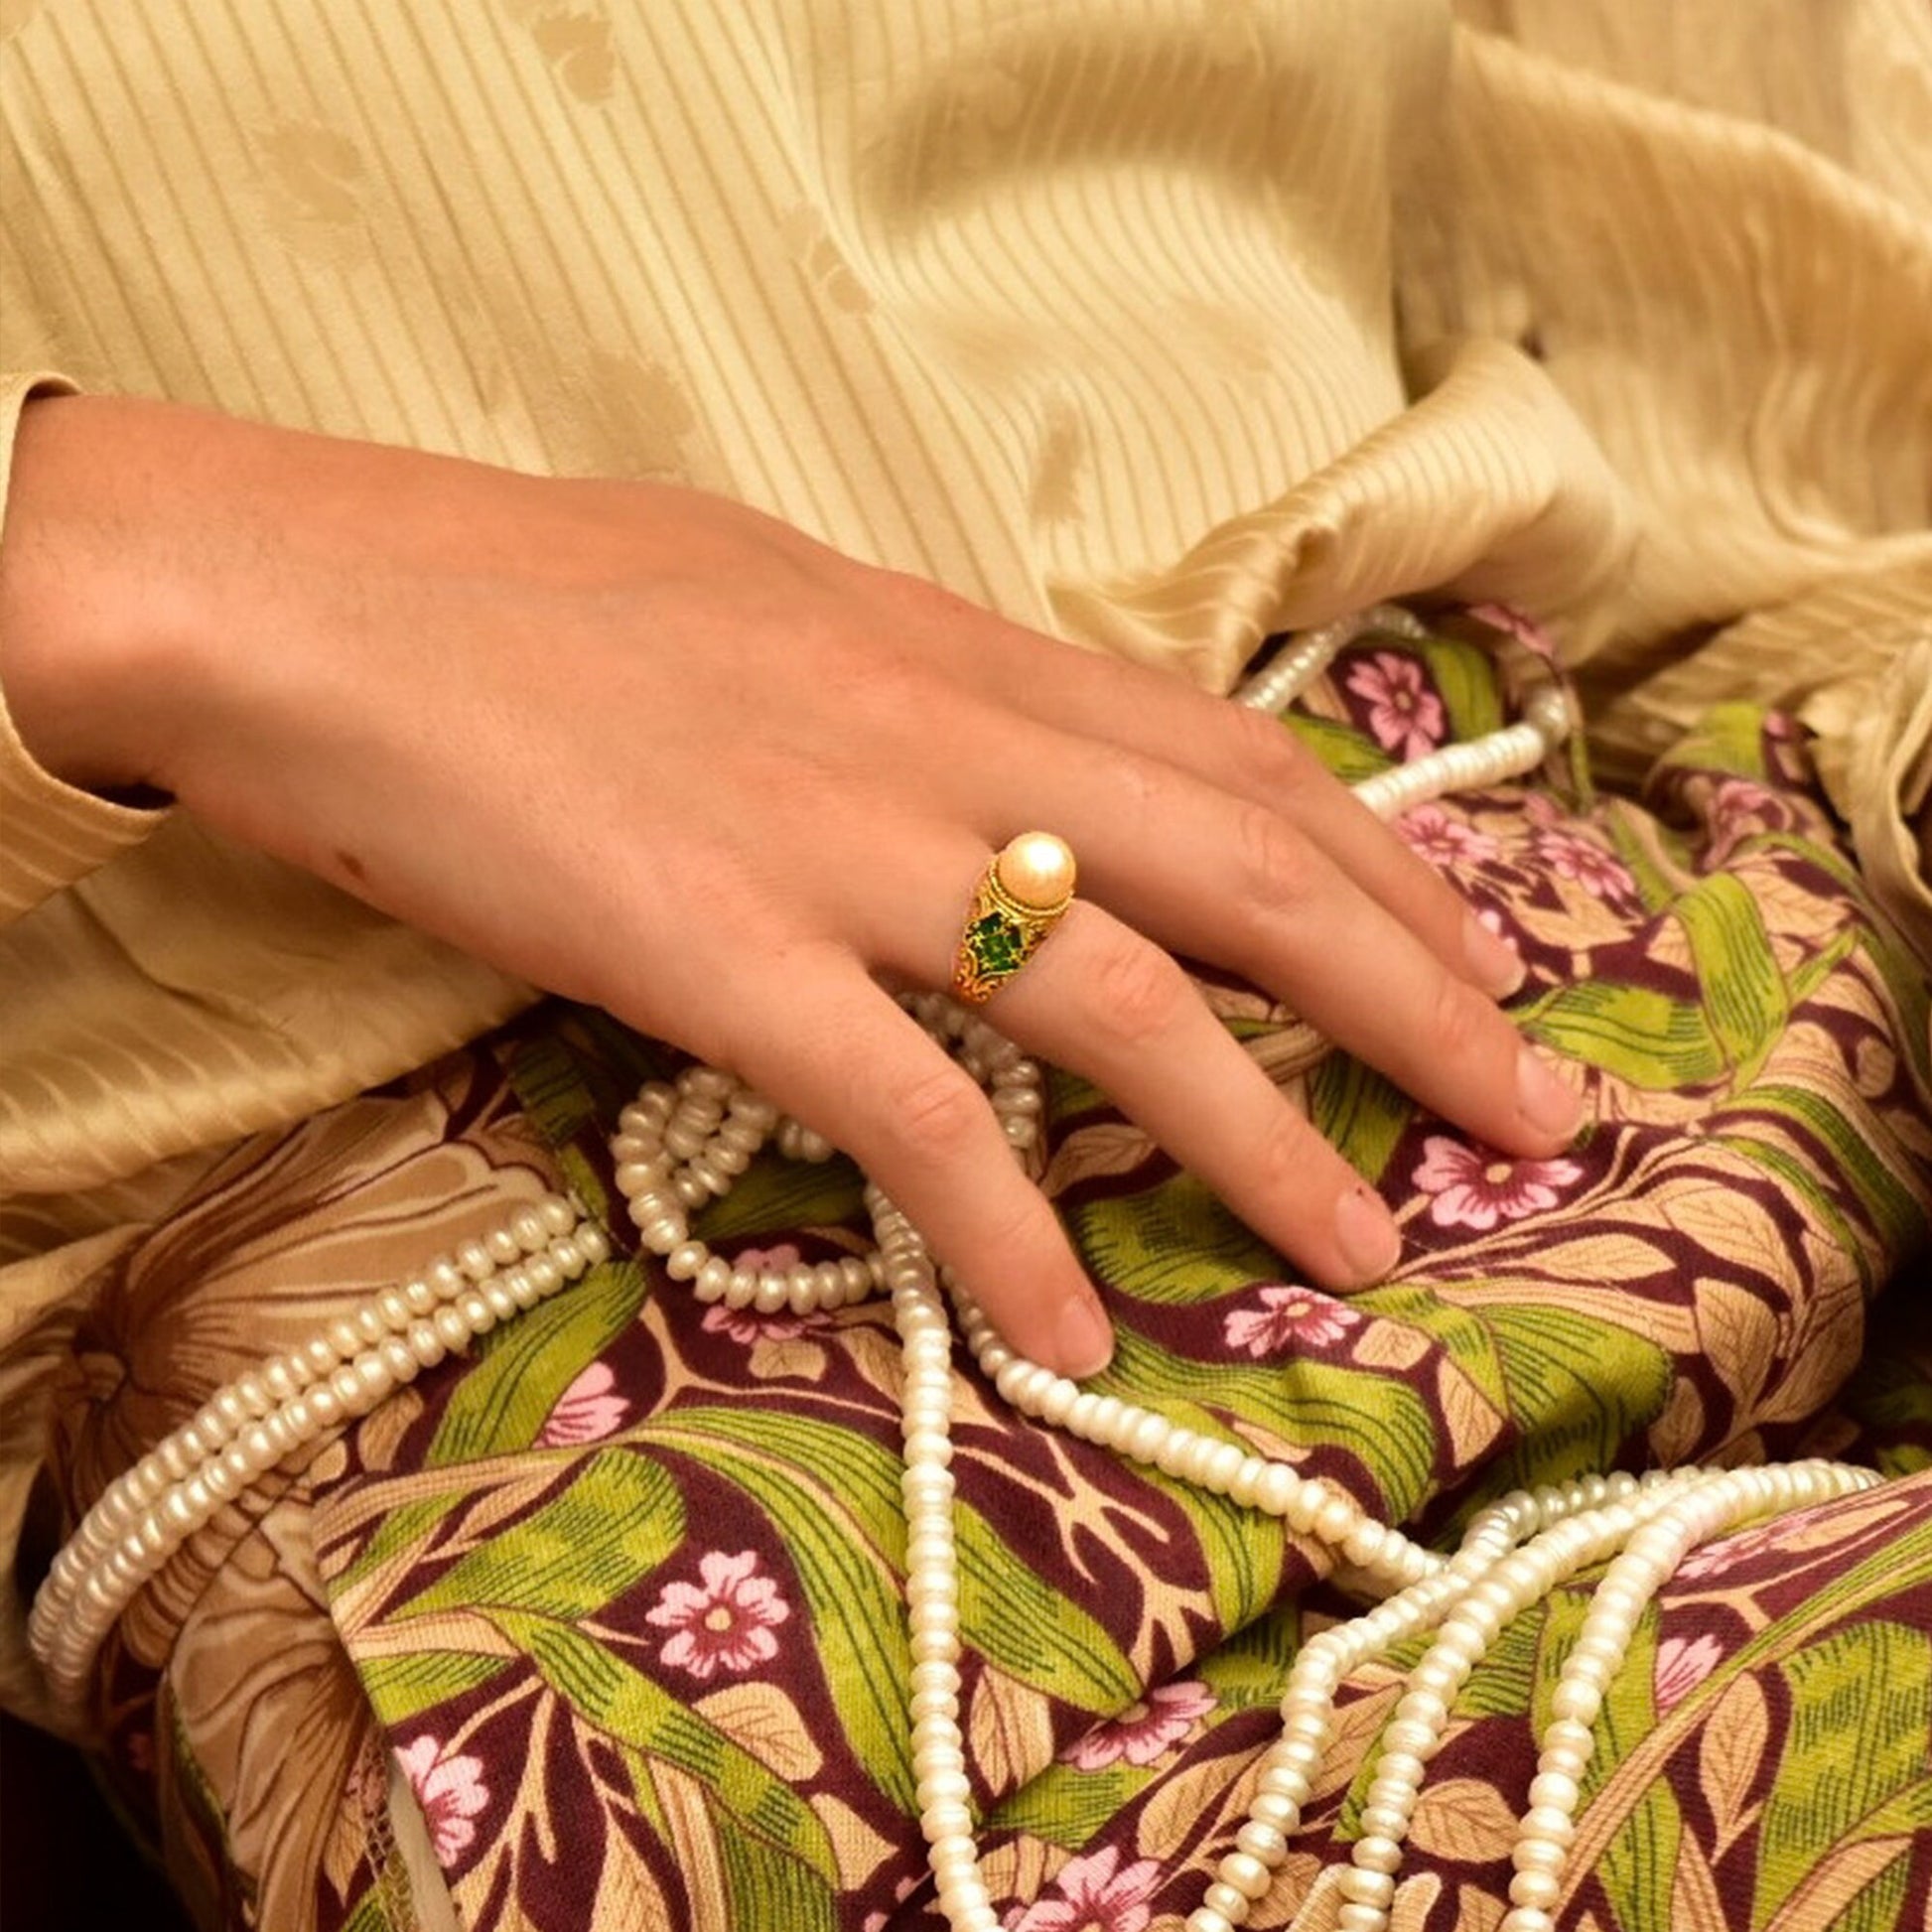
<box><xmin>952</xmin><ymin>832</ymin><xmax>1077</xmax><ymax>1005</ymax></box>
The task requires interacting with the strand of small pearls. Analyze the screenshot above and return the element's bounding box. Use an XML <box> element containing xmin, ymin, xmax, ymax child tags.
<box><xmin>1352</xmin><ymin>684</ymin><xmax>1574</xmax><ymax>824</ymax></box>
<box><xmin>1233</xmin><ymin>606</ymin><xmax>1430</xmax><ymax>716</ymax></box>
<box><xmin>29</xmin><ymin>1193</ymin><xmax>608</xmax><ymax>1708</ymax></box>
<box><xmin>1232</xmin><ymin>607</ymin><xmax>1575</xmax><ymax>830</ymax></box>
<box><xmin>617</xmin><ymin>1029</ymin><xmax>1882</xmax><ymax>1932</ymax></box>
<box><xmin>615</xmin><ymin>1009</ymin><xmax>1044</xmax><ymax>1315</ymax></box>
<box><xmin>1491</xmin><ymin>1455</ymin><xmax>1873</xmax><ymax>1932</ymax></box>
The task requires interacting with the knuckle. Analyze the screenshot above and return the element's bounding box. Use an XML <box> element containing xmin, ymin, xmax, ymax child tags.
<box><xmin>886</xmin><ymin>1063</ymin><xmax>988</xmax><ymax>1168</ymax></box>
<box><xmin>1234</xmin><ymin>802</ymin><xmax>1317</xmax><ymax>910</ymax></box>
<box><xmin>1250</xmin><ymin>1107</ymin><xmax>1316</xmax><ymax>1197</ymax></box>
<box><xmin>1085</xmin><ymin>935</ymin><xmax>1190</xmax><ymax>1045</ymax></box>
<box><xmin>1230</xmin><ymin>704</ymin><xmax>1319</xmax><ymax>803</ymax></box>
<box><xmin>1427</xmin><ymin>970</ymin><xmax>1492</xmax><ymax>1066</ymax></box>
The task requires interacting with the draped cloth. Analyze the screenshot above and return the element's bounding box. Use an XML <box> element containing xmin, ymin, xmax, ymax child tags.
<box><xmin>30</xmin><ymin>614</ymin><xmax>1932</xmax><ymax>1929</ymax></box>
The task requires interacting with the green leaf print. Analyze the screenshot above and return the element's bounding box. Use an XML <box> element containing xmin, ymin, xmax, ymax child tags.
<box><xmin>1672</xmin><ymin>874</ymin><xmax>1788</xmax><ymax>1086</ymax></box>
<box><xmin>1104</xmin><ymin>1328</ymin><xmax>1440</xmax><ymax>1514</ymax></box>
<box><xmin>1308</xmin><ymin>1053</ymin><xmax>1412</xmax><ymax>1188</ymax></box>
<box><xmin>643</xmin><ymin>1408</ymin><xmax>916</xmax><ymax>1810</ymax></box>
<box><xmin>1069</xmin><ymin>1173</ymin><xmax>1286</xmax><ymax>1309</ymax></box>
<box><xmin>991</xmin><ymin>1759</ymin><xmax>1144</xmax><ymax>1848</ymax></box>
<box><xmin>357</xmin><ymin>1650</ymin><xmax>510</xmax><ymax>1728</ymax></box>
<box><xmin>1284</xmin><ymin>712</ymin><xmax>1395</xmax><ymax>782</ymax></box>
<box><xmin>398</xmin><ymin>1449</ymin><xmax>684</xmax><ymax>1621</ymax></box>
<box><xmin>1480</xmin><ymin>1307</ymin><xmax>1673</xmax><ymax>1493</ymax></box>
<box><xmin>717</xmin><ymin>1800</ymin><xmax>841</xmax><ymax>1931</ymax></box>
<box><xmin>1652</xmin><ymin>702</ymin><xmax>1769</xmax><ymax>783</ymax></box>
<box><xmin>1520</xmin><ymin>978</ymin><xmax>1727</xmax><ymax>1090</ymax></box>
<box><xmin>687</xmin><ymin>1152</ymin><xmax>866</xmax><ymax>1247</ymax></box>
<box><xmin>1139</xmin><ymin>1465</ymin><xmax>1288</xmax><ymax>1634</ymax></box>
<box><xmin>956</xmin><ymin>1493</ymin><xmax>1144</xmax><ymax>1710</ymax></box>
<box><xmin>653</xmin><ymin>1405</ymin><xmax>1141</xmax><ymax>1791</ymax></box>
<box><xmin>428</xmin><ymin>1259</ymin><xmax>648</xmax><ymax>1466</ymax></box>
<box><xmin>1753</xmin><ymin>1620</ymin><xmax>1932</xmax><ymax>1932</ymax></box>
<box><xmin>1420</xmin><ymin>633</ymin><xmax>1505</xmax><ymax>743</ymax></box>
<box><xmin>489</xmin><ymin>1608</ymin><xmax>841</xmax><ymax>1883</ymax></box>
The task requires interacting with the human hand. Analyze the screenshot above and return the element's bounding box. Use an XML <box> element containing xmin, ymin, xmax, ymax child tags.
<box><xmin>0</xmin><ymin>396</ymin><xmax>1582</xmax><ymax>1375</ymax></box>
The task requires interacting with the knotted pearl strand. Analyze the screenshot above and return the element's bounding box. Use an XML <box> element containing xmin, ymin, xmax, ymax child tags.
<box><xmin>29</xmin><ymin>1193</ymin><xmax>609</xmax><ymax>1708</ymax></box>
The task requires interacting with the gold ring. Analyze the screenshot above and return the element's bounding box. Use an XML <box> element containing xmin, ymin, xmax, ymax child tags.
<box><xmin>952</xmin><ymin>832</ymin><xmax>1077</xmax><ymax>1005</ymax></box>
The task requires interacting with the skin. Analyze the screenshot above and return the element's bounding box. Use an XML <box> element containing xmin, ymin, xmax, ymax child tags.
<box><xmin>0</xmin><ymin>393</ymin><xmax>1585</xmax><ymax>1375</ymax></box>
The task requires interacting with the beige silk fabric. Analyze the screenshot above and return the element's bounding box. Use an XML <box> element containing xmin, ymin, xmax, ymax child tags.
<box><xmin>0</xmin><ymin>0</ymin><xmax>1928</xmax><ymax>1719</ymax></box>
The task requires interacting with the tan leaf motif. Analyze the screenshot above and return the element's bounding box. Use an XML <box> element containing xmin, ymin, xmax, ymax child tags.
<box><xmin>1656</xmin><ymin>1178</ymin><xmax>1793</xmax><ymax>1283</ymax></box>
<box><xmin>1247</xmin><ymin>1850</ymin><xmax>1323</xmax><ymax>1929</ymax></box>
<box><xmin>693</xmin><ymin>1681</ymin><xmax>822</xmax><ymax>1782</ymax></box>
<box><xmin>1694</xmin><ymin>1280</ymin><xmax>1777</xmax><ymax>1415</ymax></box>
<box><xmin>965</xmin><ymin>1664</ymin><xmax>1055</xmax><ymax>1797</ymax></box>
<box><xmin>748</xmin><ymin>1336</ymin><xmax>829</xmax><ymax>1383</ymax></box>
<box><xmin>1762</xmin><ymin>1835</ymin><xmax>1917</xmax><ymax>1932</ymax></box>
<box><xmin>1455</xmin><ymin>1882</ymin><xmax>1506</xmax><ymax>1932</ymax></box>
<box><xmin>651</xmin><ymin>1759</ymin><xmax>732</xmax><ymax>1925</ymax></box>
<box><xmin>1433</xmin><ymin>1357</ymin><xmax>1506</xmax><ymax>1467</ymax></box>
<box><xmin>1386</xmin><ymin>1870</ymin><xmax>1443</xmax><ymax>1931</ymax></box>
<box><xmin>810</xmin><ymin>1792</ymin><xmax>897</xmax><ymax>1894</ymax></box>
<box><xmin>1670</xmin><ymin>1830</ymin><xmax>1729</xmax><ymax>1932</ymax></box>
<box><xmin>1136</xmin><ymin>1751</ymin><xmax>1254</xmax><ymax>1865</ymax></box>
<box><xmin>1405</xmin><ymin>1776</ymin><xmax>1520</xmax><ymax>1862</ymax></box>
<box><xmin>1648</xmin><ymin>1372</ymin><xmax>1708</xmax><ymax>1465</ymax></box>
<box><xmin>1697</xmin><ymin>1670</ymin><xmax>1769</xmax><ymax>1853</ymax></box>
<box><xmin>590</xmin><ymin>1822</ymin><xmax>672</xmax><ymax>1927</ymax></box>
<box><xmin>1280</xmin><ymin>1859</ymin><xmax>1346</xmax><ymax>1931</ymax></box>
<box><xmin>1040</xmin><ymin>1120</ymin><xmax>1159</xmax><ymax>1198</ymax></box>
<box><xmin>1349</xmin><ymin>1321</ymin><xmax>1434</xmax><ymax>1372</ymax></box>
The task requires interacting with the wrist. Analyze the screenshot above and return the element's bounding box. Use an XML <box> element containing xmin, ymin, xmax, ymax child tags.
<box><xmin>0</xmin><ymin>393</ymin><xmax>250</xmax><ymax>796</ymax></box>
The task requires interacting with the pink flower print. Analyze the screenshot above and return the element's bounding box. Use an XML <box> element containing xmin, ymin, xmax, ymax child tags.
<box><xmin>731</xmin><ymin>1242</ymin><xmax>802</xmax><ymax>1274</ymax></box>
<box><xmin>1345</xmin><ymin>652</ymin><xmax>1446</xmax><ymax>760</ymax></box>
<box><xmin>1007</xmin><ymin>1846</ymin><xmax>1164</xmax><ymax>1932</ymax></box>
<box><xmin>1413</xmin><ymin>1137</ymin><xmax>1583</xmax><ymax>1232</ymax></box>
<box><xmin>1653</xmin><ymin>1632</ymin><xmax>1725</xmax><ymax>1712</ymax></box>
<box><xmin>1467</xmin><ymin>602</ymin><xmax>1557</xmax><ymax>659</ymax></box>
<box><xmin>1533</xmin><ymin>826</ymin><xmax>1637</xmax><ymax>906</ymax></box>
<box><xmin>1061</xmin><ymin>1681</ymin><xmax>1216</xmax><ymax>1770</ymax></box>
<box><xmin>1678</xmin><ymin>1524</ymin><xmax>1774</xmax><ymax>1582</ymax></box>
<box><xmin>1679</xmin><ymin>1498</ymin><xmax>1835</xmax><ymax>1581</ymax></box>
<box><xmin>396</xmin><ymin>1734</ymin><xmax>489</xmax><ymax>1867</ymax></box>
<box><xmin>701</xmin><ymin>1303</ymin><xmax>829</xmax><ymax>1346</ymax></box>
<box><xmin>1397</xmin><ymin>802</ymin><xmax>1501</xmax><ymax>869</ymax></box>
<box><xmin>537</xmin><ymin>1361</ymin><xmax>630</xmax><ymax>1446</ymax></box>
<box><xmin>646</xmin><ymin>1549</ymin><xmax>790</xmax><ymax>1680</ymax></box>
<box><xmin>1223</xmin><ymin>1285</ymin><xmax>1363</xmax><ymax>1358</ymax></box>
<box><xmin>1704</xmin><ymin>777</ymin><xmax>1793</xmax><ymax>869</ymax></box>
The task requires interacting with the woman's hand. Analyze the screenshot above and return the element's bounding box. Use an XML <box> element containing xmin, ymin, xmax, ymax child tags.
<box><xmin>0</xmin><ymin>396</ymin><xmax>1581</xmax><ymax>1374</ymax></box>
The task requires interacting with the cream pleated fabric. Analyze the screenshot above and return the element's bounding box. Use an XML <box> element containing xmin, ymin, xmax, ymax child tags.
<box><xmin>1</xmin><ymin>0</ymin><xmax>1928</xmax><ymax>1720</ymax></box>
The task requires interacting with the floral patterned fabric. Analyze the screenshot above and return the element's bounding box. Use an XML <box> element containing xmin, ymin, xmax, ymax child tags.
<box><xmin>29</xmin><ymin>611</ymin><xmax>1932</xmax><ymax>1931</ymax></box>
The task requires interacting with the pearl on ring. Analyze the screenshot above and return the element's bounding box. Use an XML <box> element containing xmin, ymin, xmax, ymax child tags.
<box><xmin>993</xmin><ymin>832</ymin><xmax>1076</xmax><ymax>912</ymax></box>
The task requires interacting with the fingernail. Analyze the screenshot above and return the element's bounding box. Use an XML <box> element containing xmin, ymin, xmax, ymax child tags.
<box><xmin>1517</xmin><ymin>1043</ymin><xmax>1586</xmax><ymax>1143</ymax></box>
<box><xmin>1464</xmin><ymin>910</ymin><xmax>1526</xmax><ymax>999</ymax></box>
<box><xmin>1334</xmin><ymin>1184</ymin><xmax>1401</xmax><ymax>1283</ymax></box>
<box><xmin>1055</xmin><ymin>1296</ymin><xmax>1115</xmax><ymax>1379</ymax></box>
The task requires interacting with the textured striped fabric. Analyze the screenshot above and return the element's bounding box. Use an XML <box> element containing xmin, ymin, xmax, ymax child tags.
<box><xmin>0</xmin><ymin>0</ymin><xmax>1929</xmax><ymax>1711</ymax></box>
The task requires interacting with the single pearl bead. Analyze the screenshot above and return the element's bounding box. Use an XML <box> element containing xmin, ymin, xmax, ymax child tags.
<box><xmin>994</xmin><ymin>832</ymin><xmax>1076</xmax><ymax>910</ymax></box>
<box><xmin>1201</xmin><ymin>1879</ymin><xmax>1256</xmax><ymax>1922</ymax></box>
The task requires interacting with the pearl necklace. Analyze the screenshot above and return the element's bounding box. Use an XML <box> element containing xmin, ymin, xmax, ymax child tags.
<box><xmin>28</xmin><ymin>1193</ymin><xmax>610</xmax><ymax>1706</ymax></box>
<box><xmin>614</xmin><ymin>1037</ymin><xmax>1878</xmax><ymax>1932</ymax></box>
